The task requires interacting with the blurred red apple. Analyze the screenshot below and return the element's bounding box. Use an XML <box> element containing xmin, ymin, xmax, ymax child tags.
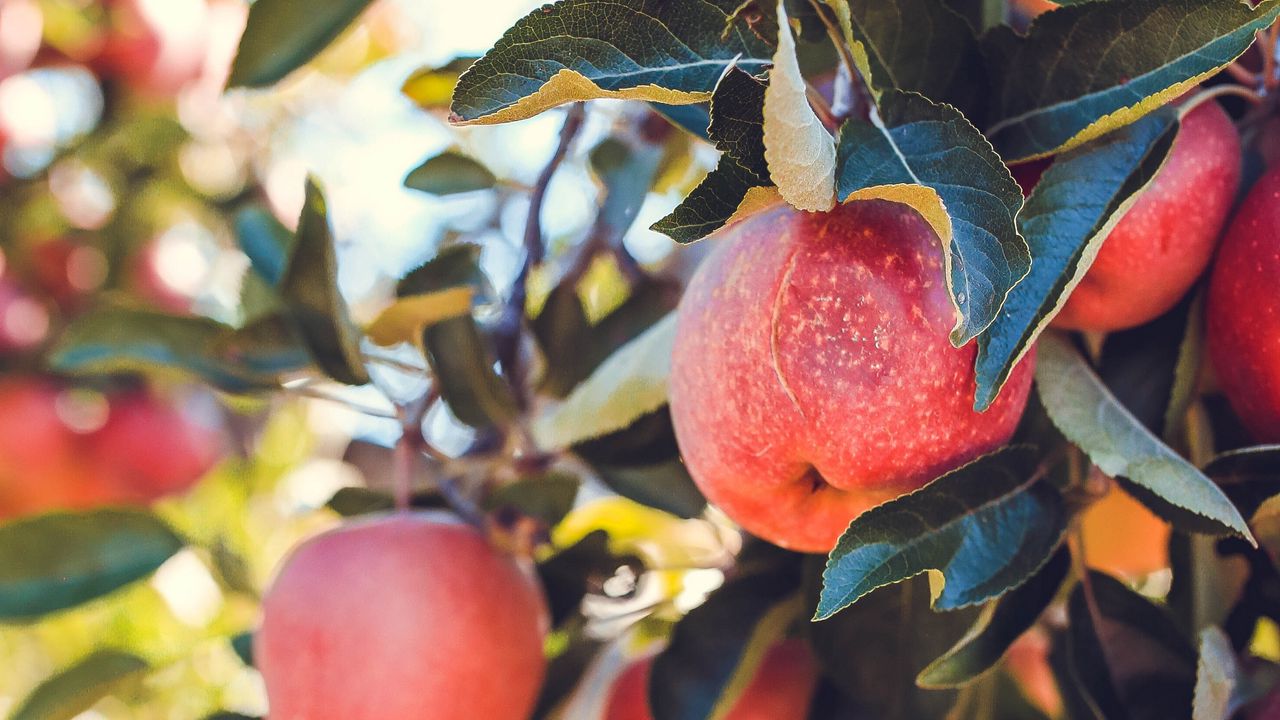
<box><xmin>669</xmin><ymin>200</ymin><xmax>1035</xmax><ymax>553</ymax></box>
<box><xmin>28</xmin><ymin>238</ymin><xmax>108</xmax><ymax>310</ymax></box>
<box><xmin>1039</xmin><ymin>101</ymin><xmax>1241</xmax><ymax>331</ymax></box>
<box><xmin>256</xmin><ymin>513</ymin><xmax>549</xmax><ymax>720</ymax></box>
<box><xmin>1207</xmin><ymin>165</ymin><xmax>1280</xmax><ymax>442</ymax></box>
<box><xmin>96</xmin><ymin>0</ymin><xmax>210</xmax><ymax>96</ymax></box>
<box><xmin>605</xmin><ymin>639</ymin><xmax>818</xmax><ymax>720</ymax></box>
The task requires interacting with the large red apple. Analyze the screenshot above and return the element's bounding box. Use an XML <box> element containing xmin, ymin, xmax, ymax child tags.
<box><xmin>1207</xmin><ymin>165</ymin><xmax>1280</xmax><ymax>443</ymax></box>
<box><xmin>605</xmin><ymin>638</ymin><xmax>818</xmax><ymax>720</ymax></box>
<box><xmin>669</xmin><ymin>200</ymin><xmax>1035</xmax><ymax>553</ymax></box>
<box><xmin>256</xmin><ymin>513</ymin><xmax>550</xmax><ymax>720</ymax></box>
<box><xmin>96</xmin><ymin>0</ymin><xmax>209</xmax><ymax>96</ymax></box>
<box><xmin>1041</xmin><ymin>100</ymin><xmax>1241</xmax><ymax>331</ymax></box>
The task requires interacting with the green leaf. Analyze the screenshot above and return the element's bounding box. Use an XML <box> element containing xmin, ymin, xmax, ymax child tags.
<box><xmin>9</xmin><ymin>650</ymin><xmax>149</xmax><ymax>720</ymax></box>
<box><xmin>364</xmin><ymin>288</ymin><xmax>474</xmax><ymax>347</ymax></box>
<box><xmin>532</xmin><ymin>622</ymin><xmax>604</xmax><ymax>719</ymax></box>
<box><xmin>48</xmin><ymin>307</ymin><xmax>308</xmax><ymax>393</ymax></box>
<box><xmin>705</xmin><ymin>69</ymin><xmax>769</xmax><ymax>178</ymax></box>
<box><xmin>1204</xmin><ymin>445</ymin><xmax>1280</xmax><ymax>519</ymax></box>
<box><xmin>280</xmin><ymin>176</ymin><xmax>370</xmax><ymax>386</ymax></box>
<box><xmin>973</xmin><ymin>110</ymin><xmax>1179</xmax><ymax>410</ymax></box>
<box><xmin>403</xmin><ymin>151</ymin><xmax>497</xmax><ymax>196</ymax></box>
<box><xmin>0</xmin><ymin>510</ymin><xmax>185</xmax><ymax>619</ymax></box>
<box><xmin>917</xmin><ymin>547</ymin><xmax>1070</xmax><ymax>688</ymax></box>
<box><xmin>234</xmin><ymin>205</ymin><xmax>296</xmax><ymax>287</ymax></box>
<box><xmin>595</xmin><ymin>459</ymin><xmax>707</xmax><ymax>521</ymax></box>
<box><xmin>230</xmin><ymin>631</ymin><xmax>255</xmax><ymax>668</ymax></box>
<box><xmin>532</xmin><ymin>312</ymin><xmax>674</xmax><ymax>450</ymax></box>
<box><xmin>423</xmin><ymin>315</ymin><xmax>518</xmax><ymax>429</ymax></box>
<box><xmin>817</xmin><ymin>445</ymin><xmax>1066</xmax><ymax>619</ymax></box>
<box><xmin>588</xmin><ymin>135</ymin><xmax>665</xmax><ymax>241</ymax></box>
<box><xmin>1035</xmin><ymin>334</ymin><xmax>1253</xmax><ymax>542</ymax></box>
<box><xmin>485</xmin><ymin>473</ymin><xmax>581</xmax><ymax>527</ymax></box>
<box><xmin>537</xmin><ymin>531</ymin><xmax>638</xmax><ymax>627</ymax></box>
<box><xmin>449</xmin><ymin>0</ymin><xmax>773</xmax><ymax>125</ymax></box>
<box><xmin>764</xmin><ymin>0</ymin><xmax>835</xmax><ymax>212</ymax></box>
<box><xmin>836</xmin><ymin>91</ymin><xmax>1030</xmax><ymax>345</ymax></box>
<box><xmin>1098</xmin><ymin>292</ymin><xmax>1201</xmax><ymax>436</ymax></box>
<box><xmin>651</xmin><ymin>549</ymin><xmax>804</xmax><ymax>720</ymax></box>
<box><xmin>822</xmin><ymin>0</ymin><xmax>985</xmax><ymax>117</ymax></box>
<box><xmin>228</xmin><ymin>0</ymin><xmax>375</xmax><ymax>87</ymax></box>
<box><xmin>1065</xmin><ymin>572</ymin><xmax>1197</xmax><ymax>720</ymax></box>
<box><xmin>397</xmin><ymin>243</ymin><xmax>495</xmax><ymax>302</ymax></box>
<box><xmin>1193</xmin><ymin>626</ymin><xmax>1239</xmax><ymax>720</ymax></box>
<box><xmin>983</xmin><ymin>0</ymin><xmax>1280</xmax><ymax>161</ymax></box>
<box><xmin>402</xmin><ymin>57</ymin><xmax>476</xmax><ymax>110</ymax></box>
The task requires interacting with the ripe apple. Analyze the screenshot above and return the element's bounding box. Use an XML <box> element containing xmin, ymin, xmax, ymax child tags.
<box><xmin>605</xmin><ymin>638</ymin><xmax>818</xmax><ymax>720</ymax></box>
<box><xmin>89</xmin><ymin>389</ymin><xmax>224</xmax><ymax>502</ymax></box>
<box><xmin>256</xmin><ymin>513</ymin><xmax>549</xmax><ymax>720</ymax></box>
<box><xmin>1080</xmin><ymin>478</ymin><xmax>1170</xmax><ymax>578</ymax></box>
<box><xmin>1207</xmin><ymin>165</ymin><xmax>1280</xmax><ymax>443</ymax></box>
<box><xmin>0</xmin><ymin>378</ymin><xmax>99</xmax><ymax>518</ymax></box>
<box><xmin>1004</xmin><ymin>628</ymin><xmax>1062</xmax><ymax>720</ymax></box>
<box><xmin>669</xmin><ymin>200</ymin><xmax>1035</xmax><ymax>553</ymax></box>
<box><xmin>96</xmin><ymin>0</ymin><xmax>209</xmax><ymax>96</ymax></box>
<box><xmin>1037</xmin><ymin>101</ymin><xmax>1241</xmax><ymax>331</ymax></box>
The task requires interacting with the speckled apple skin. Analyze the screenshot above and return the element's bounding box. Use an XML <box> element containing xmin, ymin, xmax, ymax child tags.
<box><xmin>670</xmin><ymin>200</ymin><xmax>1035</xmax><ymax>553</ymax></box>
<box><xmin>1052</xmin><ymin>101</ymin><xmax>1241</xmax><ymax>331</ymax></box>
<box><xmin>1208</xmin><ymin>166</ymin><xmax>1280</xmax><ymax>443</ymax></box>
<box><xmin>256</xmin><ymin>513</ymin><xmax>549</xmax><ymax>720</ymax></box>
<box><xmin>604</xmin><ymin>639</ymin><xmax>818</xmax><ymax>720</ymax></box>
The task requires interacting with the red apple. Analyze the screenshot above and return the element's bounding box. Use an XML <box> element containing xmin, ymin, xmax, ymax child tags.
<box><xmin>1046</xmin><ymin>100</ymin><xmax>1241</xmax><ymax>331</ymax></box>
<box><xmin>1207</xmin><ymin>165</ymin><xmax>1280</xmax><ymax>442</ymax></box>
<box><xmin>96</xmin><ymin>0</ymin><xmax>209</xmax><ymax>96</ymax></box>
<box><xmin>256</xmin><ymin>513</ymin><xmax>550</xmax><ymax>720</ymax></box>
<box><xmin>88</xmin><ymin>389</ymin><xmax>224</xmax><ymax>502</ymax></box>
<box><xmin>669</xmin><ymin>200</ymin><xmax>1035</xmax><ymax>553</ymax></box>
<box><xmin>28</xmin><ymin>238</ymin><xmax>108</xmax><ymax>311</ymax></box>
<box><xmin>605</xmin><ymin>639</ymin><xmax>818</xmax><ymax>720</ymax></box>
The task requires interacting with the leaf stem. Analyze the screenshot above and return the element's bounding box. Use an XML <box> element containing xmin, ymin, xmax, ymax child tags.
<box><xmin>281</xmin><ymin>380</ymin><xmax>398</xmax><ymax>419</ymax></box>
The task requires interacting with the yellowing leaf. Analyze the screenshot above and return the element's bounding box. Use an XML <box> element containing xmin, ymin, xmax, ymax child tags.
<box><xmin>364</xmin><ymin>287</ymin><xmax>474</xmax><ymax>347</ymax></box>
<box><xmin>763</xmin><ymin>0</ymin><xmax>835</xmax><ymax>212</ymax></box>
<box><xmin>532</xmin><ymin>312</ymin><xmax>675</xmax><ymax>450</ymax></box>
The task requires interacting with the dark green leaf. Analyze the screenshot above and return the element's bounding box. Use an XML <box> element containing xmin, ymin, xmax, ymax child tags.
<box><xmin>234</xmin><ymin>206</ymin><xmax>296</xmax><ymax>287</ymax></box>
<box><xmin>589</xmin><ymin>136</ymin><xmax>664</xmax><ymax>240</ymax></box>
<box><xmin>1205</xmin><ymin>445</ymin><xmax>1280</xmax><ymax>519</ymax></box>
<box><xmin>280</xmin><ymin>177</ymin><xmax>369</xmax><ymax>386</ymax></box>
<box><xmin>974</xmin><ymin>110</ymin><xmax>1179</xmax><ymax>410</ymax></box>
<box><xmin>983</xmin><ymin>0</ymin><xmax>1280</xmax><ymax>161</ymax></box>
<box><xmin>449</xmin><ymin>0</ymin><xmax>773</xmax><ymax>125</ymax></box>
<box><xmin>827</xmin><ymin>0</ymin><xmax>985</xmax><ymax>118</ymax></box>
<box><xmin>230</xmin><ymin>632</ymin><xmax>254</xmax><ymax>668</ymax></box>
<box><xmin>485</xmin><ymin>473</ymin><xmax>581</xmax><ymax>527</ymax></box>
<box><xmin>403</xmin><ymin>151</ymin><xmax>497</xmax><ymax>196</ymax></box>
<box><xmin>423</xmin><ymin>315</ymin><xmax>518</xmax><ymax>429</ymax></box>
<box><xmin>532</xmin><ymin>623</ymin><xmax>604</xmax><ymax>719</ymax></box>
<box><xmin>1098</xmin><ymin>292</ymin><xmax>1200</xmax><ymax>437</ymax></box>
<box><xmin>0</xmin><ymin>510</ymin><xmax>184</xmax><ymax>619</ymax></box>
<box><xmin>595</xmin><ymin>459</ymin><xmax>706</xmax><ymax>520</ymax></box>
<box><xmin>1065</xmin><ymin>572</ymin><xmax>1197</xmax><ymax>720</ymax></box>
<box><xmin>650</xmin><ymin>102</ymin><xmax>711</xmax><ymax>141</ymax></box>
<box><xmin>1036</xmin><ymin>334</ymin><xmax>1253</xmax><ymax>541</ymax></box>
<box><xmin>651</xmin><ymin>151</ymin><xmax>772</xmax><ymax>244</ymax></box>
<box><xmin>651</xmin><ymin>550</ymin><xmax>804</xmax><ymax>720</ymax></box>
<box><xmin>9</xmin><ymin>650</ymin><xmax>149</xmax><ymax>720</ymax></box>
<box><xmin>918</xmin><ymin>548</ymin><xmax>1070</xmax><ymax>688</ymax></box>
<box><xmin>573</xmin><ymin>408</ymin><xmax>680</xmax><ymax>468</ymax></box>
<box><xmin>538</xmin><ymin>531</ymin><xmax>638</xmax><ymax>627</ymax></box>
<box><xmin>396</xmin><ymin>243</ymin><xmax>494</xmax><ymax>302</ymax></box>
<box><xmin>48</xmin><ymin>306</ymin><xmax>308</xmax><ymax>393</ymax></box>
<box><xmin>228</xmin><ymin>0</ymin><xmax>375</xmax><ymax>87</ymax></box>
<box><xmin>818</xmin><ymin>445</ymin><xmax>1066</xmax><ymax>619</ymax></box>
<box><xmin>836</xmin><ymin>91</ymin><xmax>1030</xmax><ymax>345</ymax></box>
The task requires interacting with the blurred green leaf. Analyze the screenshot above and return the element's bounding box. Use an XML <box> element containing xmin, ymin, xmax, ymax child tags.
<box><xmin>0</xmin><ymin>510</ymin><xmax>184</xmax><ymax>619</ymax></box>
<box><xmin>402</xmin><ymin>57</ymin><xmax>476</xmax><ymax>110</ymax></box>
<box><xmin>485</xmin><ymin>473</ymin><xmax>581</xmax><ymax>527</ymax></box>
<box><xmin>228</xmin><ymin>0</ymin><xmax>376</xmax><ymax>87</ymax></box>
<box><xmin>836</xmin><ymin>91</ymin><xmax>1029</xmax><ymax>345</ymax></box>
<box><xmin>404</xmin><ymin>152</ymin><xmax>497</xmax><ymax>196</ymax></box>
<box><xmin>1098</xmin><ymin>292</ymin><xmax>1200</xmax><ymax>436</ymax></box>
<box><xmin>1193</xmin><ymin>626</ymin><xmax>1239</xmax><ymax>720</ymax></box>
<box><xmin>397</xmin><ymin>243</ymin><xmax>494</xmax><ymax>302</ymax></box>
<box><xmin>230</xmin><ymin>632</ymin><xmax>255</xmax><ymax>668</ymax></box>
<box><xmin>533</xmin><ymin>312</ymin><xmax>674</xmax><ymax>450</ymax></box>
<box><xmin>818</xmin><ymin>446</ymin><xmax>1066</xmax><ymax>619</ymax></box>
<box><xmin>532</xmin><ymin>621</ymin><xmax>604</xmax><ymax>719</ymax></box>
<box><xmin>974</xmin><ymin>110</ymin><xmax>1179</xmax><ymax>410</ymax></box>
<box><xmin>234</xmin><ymin>205</ymin><xmax>296</xmax><ymax>287</ymax></box>
<box><xmin>280</xmin><ymin>177</ymin><xmax>370</xmax><ymax>386</ymax></box>
<box><xmin>49</xmin><ymin>306</ymin><xmax>309</xmax><ymax>393</ymax></box>
<box><xmin>9</xmin><ymin>650</ymin><xmax>149</xmax><ymax>720</ymax></box>
<box><xmin>449</xmin><ymin>0</ymin><xmax>773</xmax><ymax>125</ymax></box>
<box><xmin>365</xmin><ymin>287</ymin><xmax>474</xmax><ymax>347</ymax></box>
<box><xmin>918</xmin><ymin>548</ymin><xmax>1069</xmax><ymax>688</ymax></box>
<box><xmin>423</xmin><ymin>315</ymin><xmax>518</xmax><ymax>429</ymax></box>
<box><xmin>595</xmin><ymin>460</ymin><xmax>706</xmax><ymax>521</ymax></box>
<box><xmin>1205</xmin><ymin>445</ymin><xmax>1280</xmax><ymax>518</ymax></box>
<box><xmin>1036</xmin><ymin>334</ymin><xmax>1253</xmax><ymax>541</ymax></box>
<box><xmin>984</xmin><ymin>0</ymin><xmax>1280</xmax><ymax>161</ymax></box>
<box><xmin>1065</xmin><ymin>572</ymin><xmax>1197</xmax><ymax>720</ymax></box>
<box><xmin>538</xmin><ymin>530</ymin><xmax>638</xmax><ymax>627</ymax></box>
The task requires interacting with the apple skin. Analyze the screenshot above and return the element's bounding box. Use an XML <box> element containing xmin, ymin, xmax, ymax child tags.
<box><xmin>605</xmin><ymin>639</ymin><xmax>818</xmax><ymax>720</ymax></box>
<box><xmin>89</xmin><ymin>390</ymin><xmax>223</xmax><ymax>502</ymax></box>
<box><xmin>1045</xmin><ymin>101</ymin><xmax>1241</xmax><ymax>331</ymax></box>
<box><xmin>669</xmin><ymin>200</ymin><xmax>1035</xmax><ymax>553</ymax></box>
<box><xmin>256</xmin><ymin>513</ymin><xmax>550</xmax><ymax>720</ymax></box>
<box><xmin>1207</xmin><ymin>165</ymin><xmax>1280</xmax><ymax>443</ymax></box>
<box><xmin>97</xmin><ymin>0</ymin><xmax>209</xmax><ymax>96</ymax></box>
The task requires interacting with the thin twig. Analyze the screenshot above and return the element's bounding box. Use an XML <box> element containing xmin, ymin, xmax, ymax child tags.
<box><xmin>282</xmin><ymin>382</ymin><xmax>398</xmax><ymax>419</ymax></box>
<box><xmin>1225</xmin><ymin>61</ymin><xmax>1261</xmax><ymax>88</ymax></box>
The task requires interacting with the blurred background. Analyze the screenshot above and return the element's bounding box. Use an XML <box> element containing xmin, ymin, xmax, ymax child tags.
<box><xmin>0</xmin><ymin>0</ymin><xmax>725</xmax><ymax>716</ymax></box>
